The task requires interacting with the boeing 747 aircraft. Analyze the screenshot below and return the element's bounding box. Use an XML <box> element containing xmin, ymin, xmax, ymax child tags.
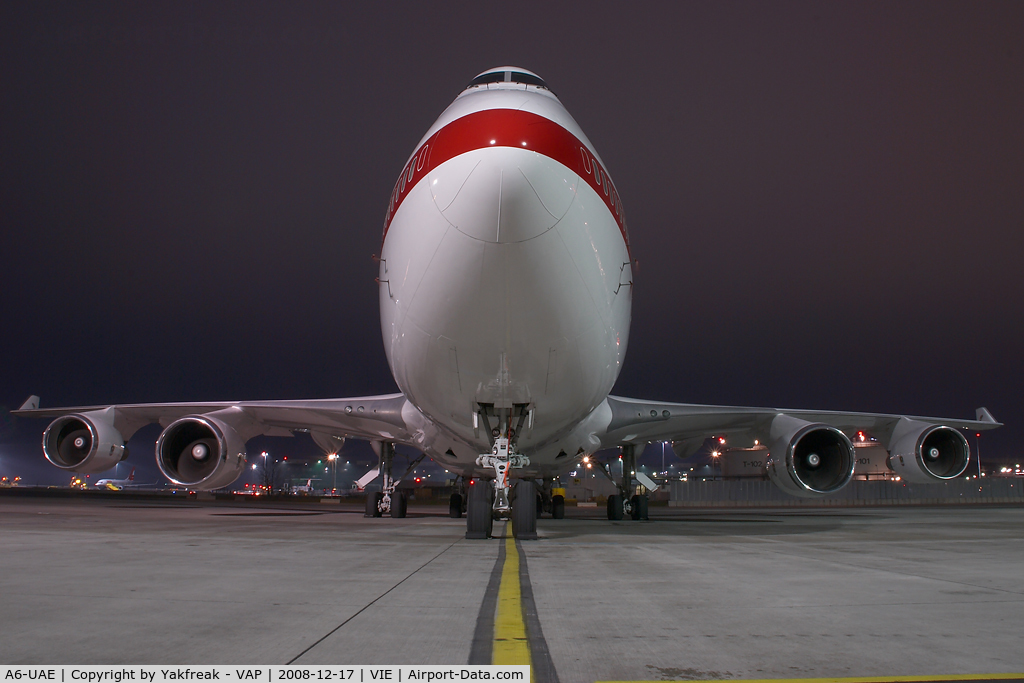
<box><xmin>14</xmin><ymin>67</ymin><xmax>1001</xmax><ymax>538</ymax></box>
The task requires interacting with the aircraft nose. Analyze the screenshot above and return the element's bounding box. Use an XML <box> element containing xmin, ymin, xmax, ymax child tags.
<box><xmin>430</xmin><ymin>147</ymin><xmax>576</xmax><ymax>243</ymax></box>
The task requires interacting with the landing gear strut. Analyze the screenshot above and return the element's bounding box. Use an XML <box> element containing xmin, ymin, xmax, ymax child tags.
<box><xmin>605</xmin><ymin>444</ymin><xmax>649</xmax><ymax>521</ymax></box>
<box><xmin>476</xmin><ymin>435</ymin><xmax>530</xmax><ymax>515</ymax></box>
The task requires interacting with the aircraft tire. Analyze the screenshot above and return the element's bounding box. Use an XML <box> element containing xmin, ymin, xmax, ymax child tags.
<box><xmin>366</xmin><ymin>491</ymin><xmax>383</xmax><ymax>518</ymax></box>
<box><xmin>390</xmin><ymin>491</ymin><xmax>407</xmax><ymax>518</ymax></box>
<box><xmin>449</xmin><ymin>492</ymin><xmax>463</xmax><ymax>518</ymax></box>
<box><xmin>551</xmin><ymin>494</ymin><xmax>565</xmax><ymax>519</ymax></box>
<box><xmin>607</xmin><ymin>494</ymin><xmax>624</xmax><ymax>520</ymax></box>
<box><xmin>630</xmin><ymin>494</ymin><xmax>649</xmax><ymax>520</ymax></box>
<box><xmin>511</xmin><ymin>480</ymin><xmax>538</xmax><ymax>540</ymax></box>
<box><xmin>630</xmin><ymin>493</ymin><xmax>647</xmax><ymax>520</ymax></box>
<box><xmin>465</xmin><ymin>478</ymin><xmax>493</xmax><ymax>539</ymax></box>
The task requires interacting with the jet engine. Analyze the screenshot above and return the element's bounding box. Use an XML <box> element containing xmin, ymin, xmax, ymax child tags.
<box><xmin>155</xmin><ymin>415</ymin><xmax>247</xmax><ymax>490</ymax></box>
<box><xmin>887</xmin><ymin>418</ymin><xmax>970</xmax><ymax>483</ymax></box>
<box><xmin>42</xmin><ymin>412</ymin><xmax>128</xmax><ymax>473</ymax></box>
<box><xmin>766</xmin><ymin>414</ymin><xmax>855</xmax><ymax>497</ymax></box>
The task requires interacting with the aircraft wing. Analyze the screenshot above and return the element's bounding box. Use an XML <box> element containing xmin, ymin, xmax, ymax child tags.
<box><xmin>599</xmin><ymin>395</ymin><xmax>1001</xmax><ymax>457</ymax></box>
<box><xmin>12</xmin><ymin>393</ymin><xmax>416</xmax><ymax>445</ymax></box>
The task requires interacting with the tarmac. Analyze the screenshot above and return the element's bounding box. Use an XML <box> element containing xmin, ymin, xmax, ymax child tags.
<box><xmin>1</xmin><ymin>494</ymin><xmax>1022</xmax><ymax>683</ymax></box>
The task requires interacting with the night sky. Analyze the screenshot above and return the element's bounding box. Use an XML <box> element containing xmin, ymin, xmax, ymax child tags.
<box><xmin>2</xmin><ymin>2</ymin><xmax>1023</xmax><ymax>485</ymax></box>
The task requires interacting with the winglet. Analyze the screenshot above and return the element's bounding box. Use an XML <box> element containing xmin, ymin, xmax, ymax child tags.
<box><xmin>19</xmin><ymin>395</ymin><xmax>40</xmax><ymax>411</ymax></box>
<box><xmin>976</xmin><ymin>407</ymin><xmax>997</xmax><ymax>424</ymax></box>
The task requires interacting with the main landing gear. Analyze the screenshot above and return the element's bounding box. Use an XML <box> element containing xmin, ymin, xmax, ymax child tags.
<box><xmin>602</xmin><ymin>444</ymin><xmax>650</xmax><ymax>521</ymax></box>
<box><xmin>364</xmin><ymin>441</ymin><xmax>423</xmax><ymax>519</ymax></box>
<box><xmin>534</xmin><ymin>477</ymin><xmax>565</xmax><ymax>519</ymax></box>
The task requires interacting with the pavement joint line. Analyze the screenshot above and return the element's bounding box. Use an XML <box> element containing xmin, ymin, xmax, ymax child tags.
<box><xmin>744</xmin><ymin>538</ymin><xmax>1024</xmax><ymax>597</ymax></box>
<box><xmin>286</xmin><ymin>534</ymin><xmax>463</xmax><ymax>664</ymax></box>
<box><xmin>596</xmin><ymin>676</ymin><xmax>1024</xmax><ymax>683</ymax></box>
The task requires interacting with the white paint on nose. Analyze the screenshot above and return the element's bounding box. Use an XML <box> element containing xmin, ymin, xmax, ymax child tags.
<box><xmin>434</xmin><ymin>148</ymin><xmax>576</xmax><ymax>244</ymax></box>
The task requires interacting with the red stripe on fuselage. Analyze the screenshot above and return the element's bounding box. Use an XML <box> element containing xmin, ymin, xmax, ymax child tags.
<box><xmin>382</xmin><ymin>109</ymin><xmax>630</xmax><ymax>253</ymax></box>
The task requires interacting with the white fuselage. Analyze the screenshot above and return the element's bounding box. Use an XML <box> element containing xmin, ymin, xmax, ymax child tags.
<box><xmin>378</xmin><ymin>78</ymin><xmax>632</xmax><ymax>477</ymax></box>
<box><xmin>95</xmin><ymin>478</ymin><xmax>129</xmax><ymax>489</ymax></box>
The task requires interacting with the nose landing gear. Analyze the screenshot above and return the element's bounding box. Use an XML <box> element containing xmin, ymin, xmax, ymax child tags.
<box><xmin>471</xmin><ymin>436</ymin><xmax>536</xmax><ymax>539</ymax></box>
<box><xmin>476</xmin><ymin>436</ymin><xmax>531</xmax><ymax>514</ymax></box>
<box><xmin>466</xmin><ymin>403</ymin><xmax>538</xmax><ymax>539</ymax></box>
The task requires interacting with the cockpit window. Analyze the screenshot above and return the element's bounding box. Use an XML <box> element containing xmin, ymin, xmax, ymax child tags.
<box><xmin>466</xmin><ymin>71</ymin><xmax>555</xmax><ymax>94</ymax></box>
<box><xmin>467</xmin><ymin>72</ymin><xmax>507</xmax><ymax>87</ymax></box>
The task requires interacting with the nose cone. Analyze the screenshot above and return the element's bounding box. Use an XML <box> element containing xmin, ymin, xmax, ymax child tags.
<box><xmin>429</xmin><ymin>146</ymin><xmax>577</xmax><ymax>243</ymax></box>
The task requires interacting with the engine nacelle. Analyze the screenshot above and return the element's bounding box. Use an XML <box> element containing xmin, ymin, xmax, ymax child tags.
<box><xmin>887</xmin><ymin>418</ymin><xmax>970</xmax><ymax>483</ymax></box>
<box><xmin>766</xmin><ymin>414</ymin><xmax>855</xmax><ymax>497</ymax></box>
<box><xmin>156</xmin><ymin>415</ymin><xmax>247</xmax><ymax>490</ymax></box>
<box><xmin>43</xmin><ymin>412</ymin><xmax>128</xmax><ymax>473</ymax></box>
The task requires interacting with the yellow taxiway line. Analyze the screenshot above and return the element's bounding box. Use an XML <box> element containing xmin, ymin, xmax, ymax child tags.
<box><xmin>492</xmin><ymin>521</ymin><xmax>532</xmax><ymax>665</ymax></box>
